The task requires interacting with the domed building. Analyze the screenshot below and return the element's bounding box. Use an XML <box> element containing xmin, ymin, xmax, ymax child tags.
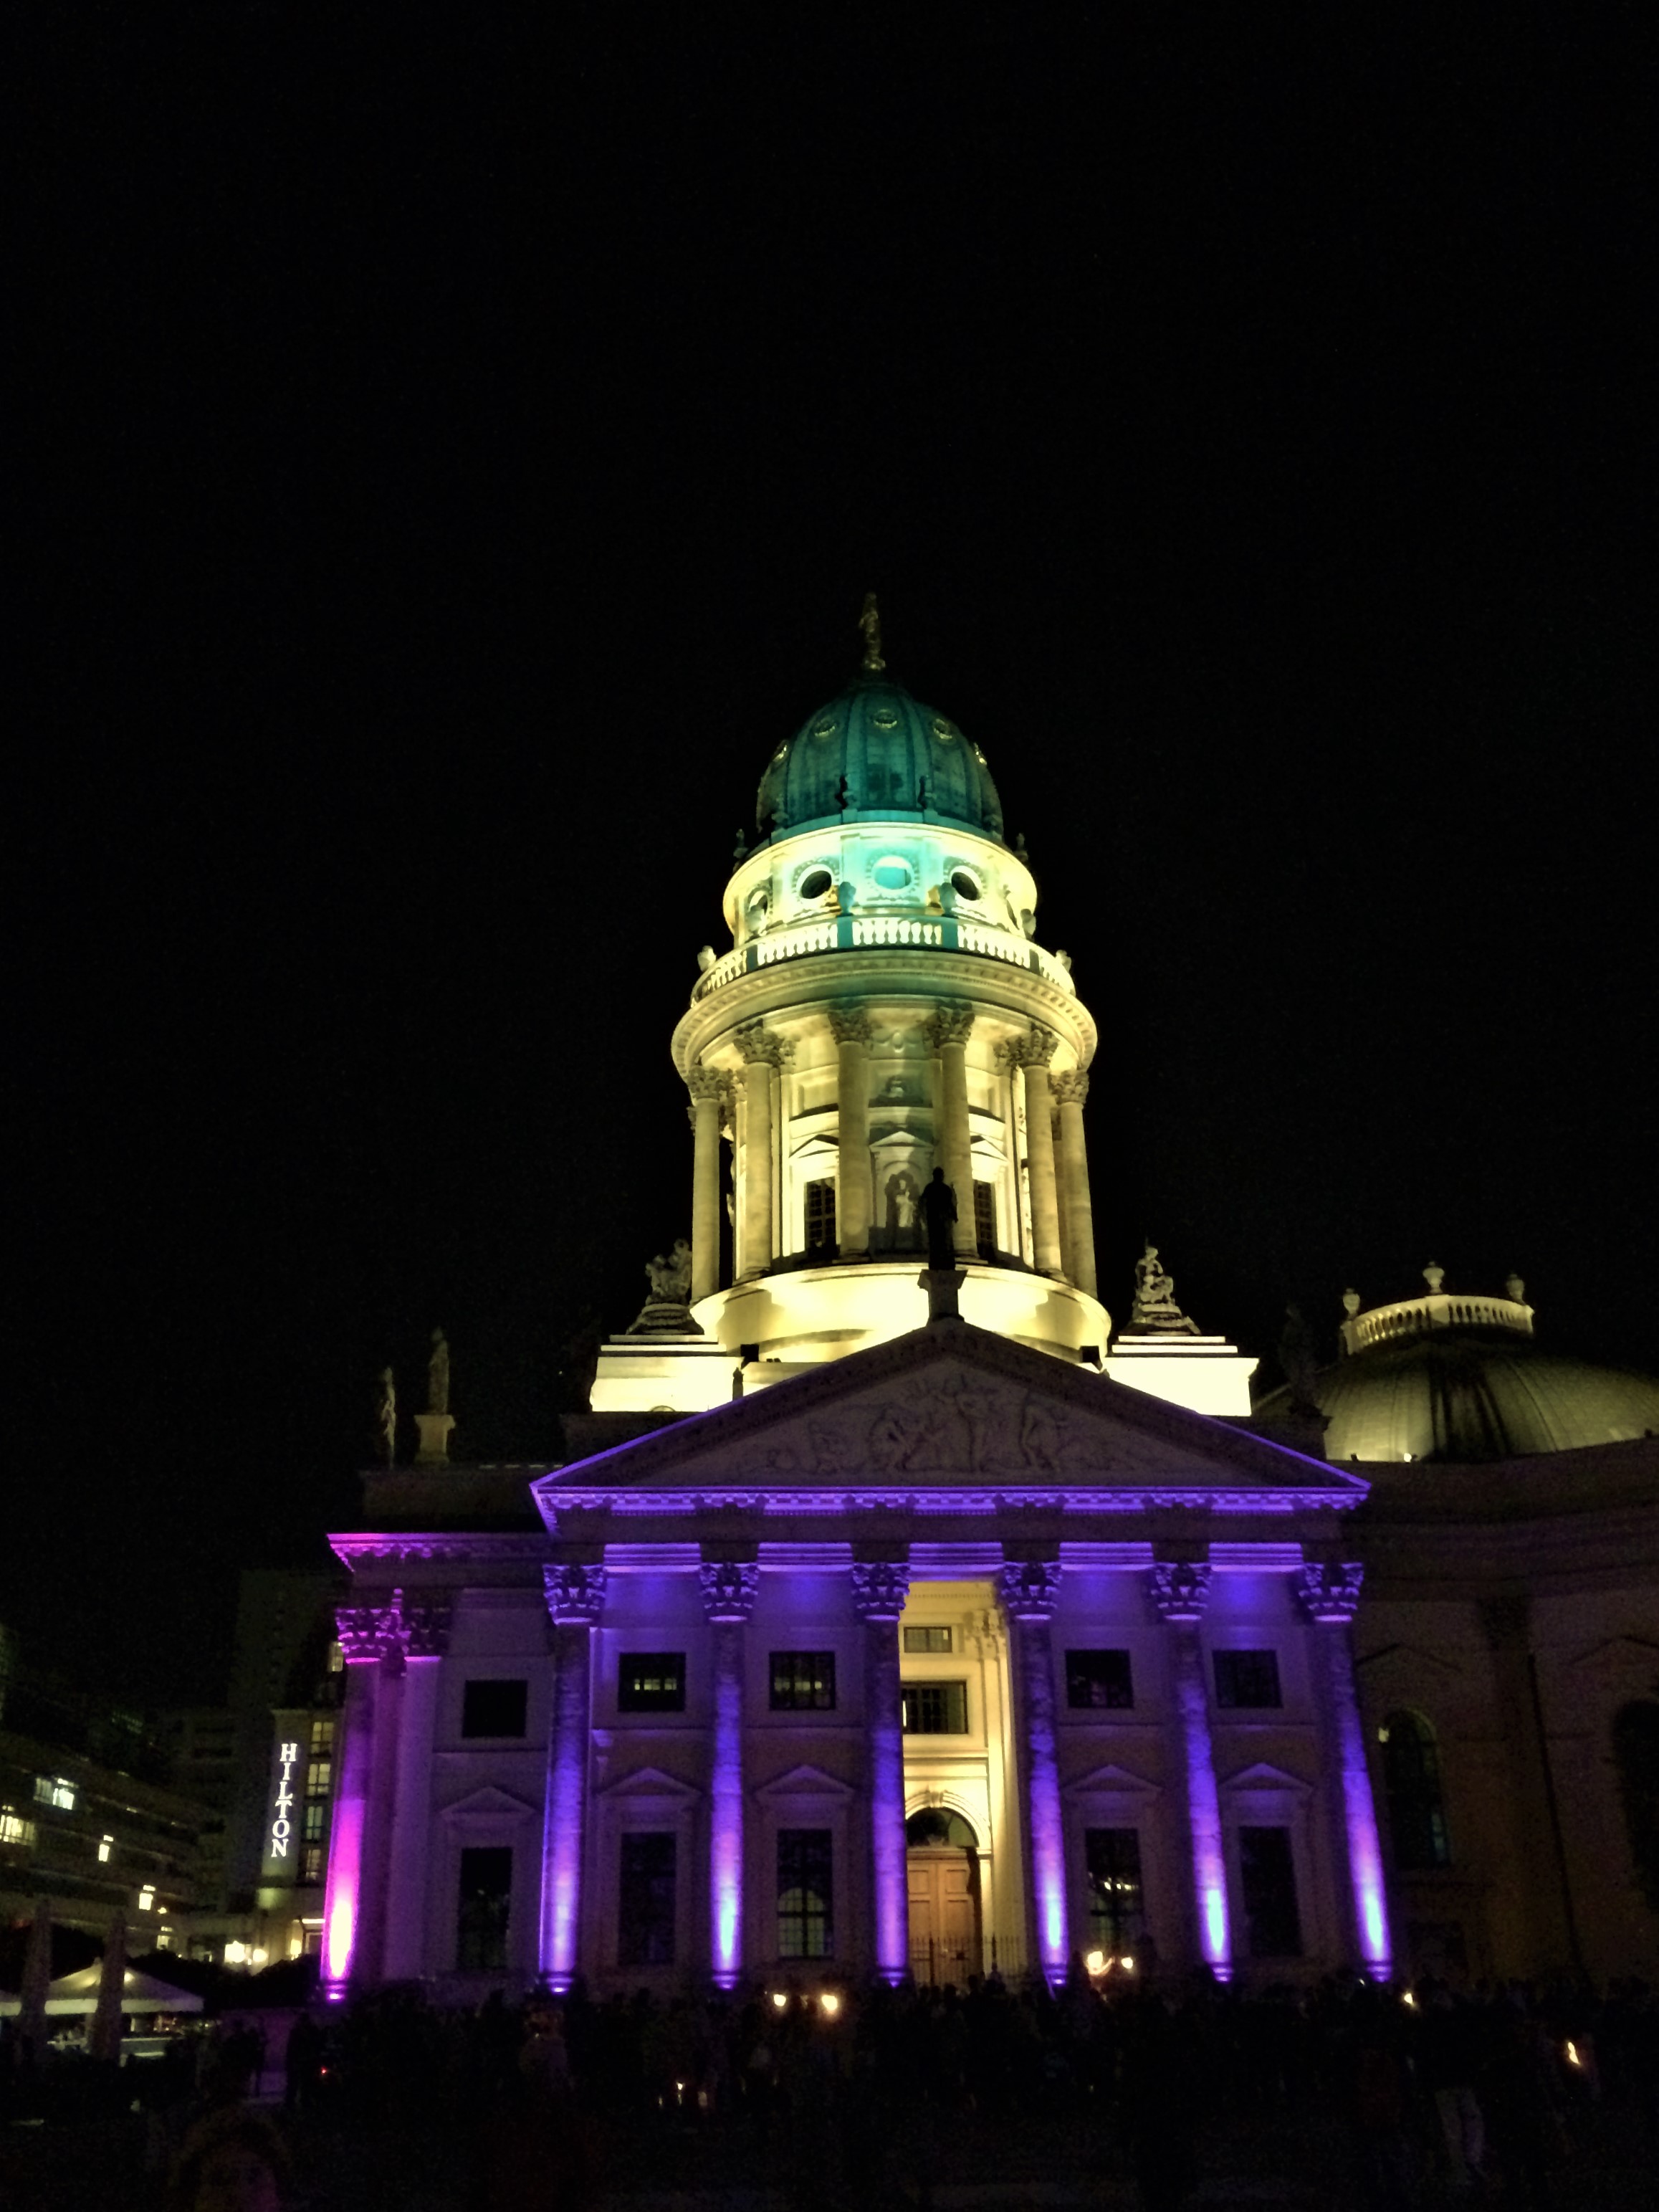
<box><xmin>295</xmin><ymin>614</ymin><xmax>1658</xmax><ymax>2009</ymax></box>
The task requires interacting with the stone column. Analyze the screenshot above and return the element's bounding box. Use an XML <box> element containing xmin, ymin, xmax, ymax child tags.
<box><xmin>383</xmin><ymin>1598</ymin><xmax>451</xmax><ymax>1981</ymax></box>
<box><xmin>1050</xmin><ymin>1072</ymin><xmax>1098</xmax><ymax>1298</ymax></box>
<box><xmin>1295</xmin><ymin>1565</ymin><xmax>1392</xmax><ymax>1978</ymax></box>
<box><xmin>828</xmin><ymin>1005</ymin><xmax>874</xmax><ymax>1259</ymax></box>
<box><xmin>700</xmin><ymin>1558</ymin><xmax>758</xmax><ymax>1988</ymax></box>
<box><xmin>1151</xmin><ymin>1563</ymin><xmax>1233</xmax><ymax>1980</ymax></box>
<box><xmin>540</xmin><ymin>1563</ymin><xmax>607</xmax><ymax>1991</ymax></box>
<box><xmin>687</xmin><ymin>1069</ymin><xmax>727</xmax><ymax>1302</ymax></box>
<box><xmin>998</xmin><ymin>1560</ymin><xmax>1069</xmax><ymax>1985</ymax></box>
<box><xmin>1013</xmin><ymin>1028</ymin><xmax>1063</xmax><ymax>1276</ymax></box>
<box><xmin>851</xmin><ymin>1560</ymin><xmax>912</xmax><ymax>1983</ymax></box>
<box><xmin>736</xmin><ymin>1023</ymin><xmax>792</xmax><ymax>1278</ymax></box>
<box><xmin>321</xmin><ymin>1616</ymin><xmax>381</xmax><ymax>1998</ymax></box>
<box><xmin>925</xmin><ymin>1002</ymin><xmax>978</xmax><ymax>1259</ymax></box>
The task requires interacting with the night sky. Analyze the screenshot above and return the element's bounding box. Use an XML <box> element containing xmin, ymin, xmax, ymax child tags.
<box><xmin>11</xmin><ymin>14</ymin><xmax>1655</xmax><ymax>1706</ymax></box>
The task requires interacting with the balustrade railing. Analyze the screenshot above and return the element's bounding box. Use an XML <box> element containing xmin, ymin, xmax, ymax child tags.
<box><xmin>690</xmin><ymin>914</ymin><xmax>1075</xmax><ymax>1002</ymax></box>
<box><xmin>1340</xmin><ymin>1291</ymin><xmax>1534</xmax><ymax>1356</ymax></box>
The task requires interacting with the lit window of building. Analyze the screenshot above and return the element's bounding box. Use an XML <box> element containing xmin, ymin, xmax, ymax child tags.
<box><xmin>97</xmin><ymin>1834</ymin><xmax>115</xmax><ymax>1862</ymax></box>
<box><xmin>0</xmin><ymin>1807</ymin><xmax>37</xmax><ymax>1847</ymax></box>
<box><xmin>34</xmin><ymin>1775</ymin><xmax>77</xmax><ymax>1811</ymax></box>
<box><xmin>138</xmin><ymin>1885</ymin><xmax>156</xmax><ymax>1910</ymax></box>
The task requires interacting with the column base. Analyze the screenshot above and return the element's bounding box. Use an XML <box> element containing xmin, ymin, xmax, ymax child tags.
<box><xmin>413</xmin><ymin>1412</ymin><xmax>455</xmax><ymax>1464</ymax></box>
<box><xmin>919</xmin><ymin>1267</ymin><xmax>967</xmax><ymax>1322</ymax></box>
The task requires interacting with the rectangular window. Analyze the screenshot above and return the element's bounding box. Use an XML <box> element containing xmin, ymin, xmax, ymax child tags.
<box><xmin>973</xmin><ymin>1180</ymin><xmax>997</xmax><ymax>1257</ymax></box>
<box><xmin>778</xmin><ymin>1829</ymin><xmax>833</xmax><ymax>1958</ymax></box>
<box><xmin>456</xmin><ymin>1845</ymin><xmax>513</xmax><ymax>1972</ymax></box>
<box><xmin>770</xmin><ymin>1651</ymin><xmax>837</xmax><ymax>1711</ymax></box>
<box><xmin>1239</xmin><ymin>1826</ymin><xmax>1303</xmax><ymax>1958</ymax></box>
<box><xmin>34</xmin><ymin>1775</ymin><xmax>77</xmax><ymax>1811</ymax></box>
<box><xmin>461</xmin><ymin>1679</ymin><xmax>530</xmax><ymax>1739</ymax></box>
<box><xmin>300</xmin><ymin>1846</ymin><xmax>323</xmax><ymax>1887</ymax></box>
<box><xmin>98</xmin><ymin>1834</ymin><xmax>115</xmax><ymax>1864</ymax></box>
<box><xmin>309</xmin><ymin>1716</ymin><xmax>336</xmax><ymax>1755</ymax></box>
<box><xmin>0</xmin><ymin>1808</ymin><xmax>36</xmax><ymax>1846</ymax></box>
<box><xmin>902</xmin><ymin>1681</ymin><xmax>969</xmax><ymax>1735</ymax></box>
<box><xmin>903</xmin><ymin>1626</ymin><xmax>953</xmax><ymax>1653</ymax></box>
<box><xmin>327</xmin><ymin>1641</ymin><xmax>344</xmax><ymax>1674</ymax></box>
<box><xmin>618</xmin><ymin>1833</ymin><xmax>678</xmax><ymax>1966</ymax></box>
<box><xmin>1066</xmin><ymin>1649</ymin><xmax>1135</xmax><ymax>1710</ymax></box>
<box><xmin>1213</xmin><ymin>1649</ymin><xmax>1283</xmax><ymax>1710</ymax></box>
<box><xmin>302</xmin><ymin>1802</ymin><xmax>326</xmax><ymax>1843</ymax></box>
<box><xmin>805</xmin><ymin>1176</ymin><xmax>837</xmax><ymax>1253</ymax></box>
<box><xmin>1084</xmin><ymin>1827</ymin><xmax>1145</xmax><ymax>1954</ymax></box>
<box><xmin>305</xmin><ymin>1758</ymin><xmax>332</xmax><ymax>1798</ymax></box>
<box><xmin>618</xmin><ymin>1654</ymin><xmax>686</xmax><ymax>1712</ymax></box>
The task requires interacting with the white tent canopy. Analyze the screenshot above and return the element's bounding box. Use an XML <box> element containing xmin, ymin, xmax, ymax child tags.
<box><xmin>0</xmin><ymin>1965</ymin><xmax>204</xmax><ymax>2017</ymax></box>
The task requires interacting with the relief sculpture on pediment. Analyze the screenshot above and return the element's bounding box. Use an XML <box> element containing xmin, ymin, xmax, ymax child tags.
<box><xmin>727</xmin><ymin>1375</ymin><xmax>1166</xmax><ymax>1481</ymax></box>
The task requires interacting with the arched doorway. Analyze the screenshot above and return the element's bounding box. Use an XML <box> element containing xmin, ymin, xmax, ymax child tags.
<box><xmin>906</xmin><ymin>1808</ymin><xmax>983</xmax><ymax>1985</ymax></box>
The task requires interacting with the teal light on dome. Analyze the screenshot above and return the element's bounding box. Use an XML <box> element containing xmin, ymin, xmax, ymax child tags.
<box><xmin>755</xmin><ymin>674</ymin><xmax>1006</xmax><ymax>844</ymax></box>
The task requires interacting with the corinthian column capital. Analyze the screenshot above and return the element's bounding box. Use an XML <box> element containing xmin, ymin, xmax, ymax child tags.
<box><xmin>1011</xmin><ymin>1024</ymin><xmax>1059</xmax><ymax>1069</ymax></box>
<box><xmin>828</xmin><ymin>1003</ymin><xmax>875</xmax><ymax>1046</ymax></box>
<box><xmin>1051</xmin><ymin>1070</ymin><xmax>1089</xmax><ymax>1106</ymax></box>
<box><xmin>736</xmin><ymin>1021</ymin><xmax>794</xmax><ymax>1069</ymax></box>
<box><xmin>923</xmin><ymin>1001</ymin><xmax>975</xmax><ymax>1051</ymax></box>
<box><xmin>997</xmin><ymin>1558</ymin><xmax>1062</xmax><ymax>1620</ymax></box>
<box><xmin>1149</xmin><ymin>1562</ymin><xmax>1213</xmax><ymax>1623</ymax></box>
<box><xmin>1294</xmin><ymin>1563</ymin><xmax>1364</xmax><ymax>1625</ymax></box>
<box><xmin>543</xmin><ymin>1563</ymin><xmax>608</xmax><ymax>1625</ymax></box>
<box><xmin>850</xmin><ymin>1561</ymin><xmax>911</xmax><ymax>1621</ymax></box>
<box><xmin>699</xmin><ymin>1559</ymin><xmax>760</xmax><ymax>1621</ymax></box>
<box><xmin>687</xmin><ymin>1067</ymin><xmax>727</xmax><ymax>1103</ymax></box>
<box><xmin>336</xmin><ymin>1588</ymin><xmax>451</xmax><ymax>1664</ymax></box>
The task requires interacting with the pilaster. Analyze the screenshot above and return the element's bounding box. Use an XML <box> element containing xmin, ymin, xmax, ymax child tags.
<box><xmin>687</xmin><ymin>1068</ymin><xmax>730</xmax><ymax>1302</ymax></box>
<box><xmin>1009</xmin><ymin>1027</ymin><xmax>1063</xmax><ymax>1276</ymax></box>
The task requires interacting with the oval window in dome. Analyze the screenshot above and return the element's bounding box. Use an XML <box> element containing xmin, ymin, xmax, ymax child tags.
<box><xmin>932</xmin><ymin>718</ymin><xmax>958</xmax><ymax>741</ymax></box>
<box><xmin>950</xmin><ymin>869</ymin><xmax>981</xmax><ymax>901</ymax></box>
<box><xmin>813</xmin><ymin>719</ymin><xmax>838</xmax><ymax>739</ymax></box>
<box><xmin>873</xmin><ymin>856</ymin><xmax>912</xmax><ymax>891</ymax></box>
<box><xmin>871</xmin><ymin>709</ymin><xmax>899</xmax><ymax>729</ymax></box>
<box><xmin>773</xmin><ymin>743</ymin><xmax>790</xmax><ymax>761</ymax></box>
<box><xmin>799</xmin><ymin>867</ymin><xmax>833</xmax><ymax>900</ymax></box>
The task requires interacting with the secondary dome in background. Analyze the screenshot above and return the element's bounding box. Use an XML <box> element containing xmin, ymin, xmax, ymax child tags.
<box><xmin>1255</xmin><ymin>1270</ymin><xmax>1659</xmax><ymax>1462</ymax></box>
<box><xmin>755</xmin><ymin>672</ymin><xmax>1006</xmax><ymax>843</ymax></box>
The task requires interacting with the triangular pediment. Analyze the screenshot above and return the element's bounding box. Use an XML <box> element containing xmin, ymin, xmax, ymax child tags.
<box><xmin>1219</xmin><ymin>1761</ymin><xmax>1314</xmax><ymax>1798</ymax></box>
<box><xmin>534</xmin><ymin>1320</ymin><xmax>1362</xmax><ymax>1514</ymax></box>
<box><xmin>439</xmin><ymin>1783</ymin><xmax>539</xmax><ymax>1826</ymax></box>
<box><xmin>1064</xmin><ymin>1762</ymin><xmax>1163</xmax><ymax>1801</ymax></box>
<box><xmin>754</xmin><ymin>1763</ymin><xmax>856</xmax><ymax>1805</ymax></box>
<box><xmin>597</xmin><ymin>1764</ymin><xmax>702</xmax><ymax>1804</ymax></box>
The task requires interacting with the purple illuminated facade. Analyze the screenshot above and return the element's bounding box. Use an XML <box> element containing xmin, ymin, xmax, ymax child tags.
<box><xmin>320</xmin><ymin>1320</ymin><xmax>1403</xmax><ymax>1999</ymax></box>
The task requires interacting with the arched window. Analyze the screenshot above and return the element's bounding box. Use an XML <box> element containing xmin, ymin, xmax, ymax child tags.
<box><xmin>1612</xmin><ymin>1699</ymin><xmax>1659</xmax><ymax>1913</ymax></box>
<box><xmin>1379</xmin><ymin>1710</ymin><xmax>1451</xmax><ymax>1870</ymax></box>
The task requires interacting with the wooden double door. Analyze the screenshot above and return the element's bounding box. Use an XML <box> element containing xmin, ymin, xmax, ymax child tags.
<box><xmin>907</xmin><ymin>1846</ymin><xmax>983</xmax><ymax>1985</ymax></box>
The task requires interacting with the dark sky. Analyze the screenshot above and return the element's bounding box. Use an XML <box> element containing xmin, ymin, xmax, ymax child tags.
<box><xmin>11</xmin><ymin>13</ymin><xmax>1655</xmax><ymax>1705</ymax></box>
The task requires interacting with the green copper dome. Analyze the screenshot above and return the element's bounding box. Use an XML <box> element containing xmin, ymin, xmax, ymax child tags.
<box><xmin>756</xmin><ymin>674</ymin><xmax>1005</xmax><ymax>843</ymax></box>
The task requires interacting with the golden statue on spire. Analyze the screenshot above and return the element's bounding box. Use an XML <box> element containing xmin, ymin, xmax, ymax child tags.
<box><xmin>859</xmin><ymin>592</ymin><xmax>886</xmax><ymax>673</ymax></box>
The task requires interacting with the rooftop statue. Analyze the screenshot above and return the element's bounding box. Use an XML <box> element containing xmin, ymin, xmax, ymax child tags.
<box><xmin>626</xmin><ymin>1238</ymin><xmax>704</xmax><ymax>1337</ymax></box>
<box><xmin>1129</xmin><ymin>1243</ymin><xmax>1201</xmax><ymax>1334</ymax></box>
<box><xmin>376</xmin><ymin>1367</ymin><xmax>396</xmax><ymax>1467</ymax></box>
<box><xmin>919</xmin><ymin>1168</ymin><xmax>958</xmax><ymax>1272</ymax></box>
<box><xmin>859</xmin><ymin>591</ymin><xmax>886</xmax><ymax>673</ymax></box>
<box><xmin>427</xmin><ymin>1328</ymin><xmax>450</xmax><ymax>1416</ymax></box>
<box><xmin>648</xmin><ymin>1239</ymin><xmax>694</xmax><ymax>1304</ymax></box>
